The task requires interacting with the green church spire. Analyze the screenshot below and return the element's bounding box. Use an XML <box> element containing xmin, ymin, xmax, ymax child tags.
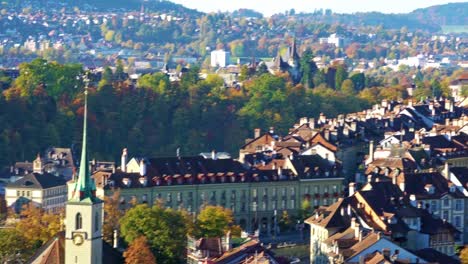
<box><xmin>70</xmin><ymin>73</ymin><xmax>97</xmax><ymax>202</ymax></box>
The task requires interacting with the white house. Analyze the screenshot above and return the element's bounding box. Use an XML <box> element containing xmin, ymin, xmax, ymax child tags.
<box><xmin>210</xmin><ymin>49</ymin><xmax>231</xmax><ymax>68</ymax></box>
<box><xmin>5</xmin><ymin>172</ymin><xmax>67</xmax><ymax>213</ymax></box>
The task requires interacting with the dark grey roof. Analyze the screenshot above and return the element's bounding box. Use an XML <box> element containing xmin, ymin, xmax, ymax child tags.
<box><xmin>7</xmin><ymin>173</ymin><xmax>66</xmax><ymax>189</ymax></box>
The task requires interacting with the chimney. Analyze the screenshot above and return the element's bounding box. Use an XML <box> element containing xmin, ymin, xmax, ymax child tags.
<box><xmin>300</xmin><ymin>117</ymin><xmax>308</xmax><ymax>125</ymax></box>
<box><xmin>121</xmin><ymin>148</ymin><xmax>128</xmax><ymax>172</ymax></box>
<box><xmin>349</xmin><ymin>182</ymin><xmax>355</xmax><ymax>197</ymax></box>
<box><xmin>139</xmin><ymin>159</ymin><xmax>147</xmax><ymax>176</ymax></box>
<box><xmin>408</xmin><ymin>99</ymin><xmax>413</xmax><ymax>107</ymax></box>
<box><xmin>443</xmin><ymin>162</ymin><xmax>450</xmax><ymax>180</ymax></box>
<box><xmin>277</xmin><ymin>166</ymin><xmax>283</xmax><ymax>177</ymax></box>
<box><xmin>254</xmin><ymin>128</ymin><xmax>261</xmax><ymax>138</ymax></box>
<box><xmin>445</xmin><ymin>99</ymin><xmax>453</xmax><ymax>112</ymax></box>
<box><xmin>224</xmin><ymin>231</ymin><xmax>232</xmax><ymax>251</ymax></box>
<box><xmin>113</xmin><ymin>229</ymin><xmax>119</xmax><ymax>248</ymax></box>
<box><xmin>392</xmin><ymin>174</ymin><xmax>397</xmax><ymax>185</ymax></box>
<box><xmin>351</xmin><ymin>217</ymin><xmax>356</xmax><ymax>228</ymax></box>
<box><xmin>309</xmin><ymin>118</ymin><xmax>316</xmax><ymax>129</ymax></box>
<box><xmin>354</xmin><ymin>223</ymin><xmax>360</xmax><ymax>239</ymax></box>
<box><xmin>445</xmin><ymin>118</ymin><xmax>450</xmax><ymax>126</ymax></box>
<box><xmin>211</xmin><ymin>150</ymin><xmax>217</xmax><ymax>160</ymax></box>
<box><xmin>319</xmin><ymin>113</ymin><xmax>326</xmax><ymax>123</ymax></box>
<box><xmin>359</xmin><ymin>230</ymin><xmax>363</xmax><ymax>242</ymax></box>
<box><xmin>415</xmin><ymin>132</ymin><xmax>420</xmax><ymax>145</ymax></box>
<box><xmin>369</xmin><ymin>141</ymin><xmax>374</xmax><ymax>163</ymax></box>
<box><xmin>399</xmin><ymin>182</ymin><xmax>405</xmax><ymax>192</ymax></box>
<box><xmin>324</xmin><ymin>130</ymin><xmax>330</xmax><ymax>141</ymax></box>
<box><xmin>269</xmin><ymin>127</ymin><xmax>275</xmax><ymax>134</ymax></box>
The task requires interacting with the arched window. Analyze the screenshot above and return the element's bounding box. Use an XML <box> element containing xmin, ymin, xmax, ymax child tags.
<box><xmin>94</xmin><ymin>213</ymin><xmax>99</xmax><ymax>232</ymax></box>
<box><xmin>75</xmin><ymin>213</ymin><xmax>82</xmax><ymax>230</ymax></box>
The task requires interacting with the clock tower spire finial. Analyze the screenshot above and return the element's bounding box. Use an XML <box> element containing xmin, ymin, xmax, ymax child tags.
<box><xmin>70</xmin><ymin>72</ymin><xmax>97</xmax><ymax>202</ymax></box>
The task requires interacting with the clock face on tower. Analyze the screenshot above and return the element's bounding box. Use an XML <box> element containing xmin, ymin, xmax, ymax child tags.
<box><xmin>72</xmin><ymin>233</ymin><xmax>84</xmax><ymax>246</ymax></box>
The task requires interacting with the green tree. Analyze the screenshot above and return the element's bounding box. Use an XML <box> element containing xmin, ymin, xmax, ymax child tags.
<box><xmin>195</xmin><ymin>205</ymin><xmax>234</xmax><ymax>238</ymax></box>
<box><xmin>120</xmin><ymin>204</ymin><xmax>188</xmax><ymax>264</ymax></box>
<box><xmin>313</xmin><ymin>70</ymin><xmax>326</xmax><ymax>87</ymax></box>
<box><xmin>334</xmin><ymin>65</ymin><xmax>348</xmax><ymax>90</ymax></box>
<box><xmin>0</xmin><ymin>229</ymin><xmax>30</xmax><ymax>263</ymax></box>
<box><xmin>300</xmin><ymin>49</ymin><xmax>318</xmax><ymax>89</ymax></box>
<box><xmin>350</xmin><ymin>73</ymin><xmax>366</xmax><ymax>91</ymax></box>
<box><xmin>278</xmin><ymin>210</ymin><xmax>292</xmax><ymax>232</ymax></box>
<box><xmin>300</xmin><ymin>199</ymin><xmax>313</xmax><ymax>221</ymax></box>
<box><xmin>341</xmin><ymin>79</ymin><xmax>355</xmax><ymax>95</ymax></box>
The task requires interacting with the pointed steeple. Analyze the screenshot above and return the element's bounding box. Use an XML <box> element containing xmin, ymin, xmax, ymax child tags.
<box><xmin>70</xmin><ymin>73</ymin><xmax>98</xmax><ymax>203</ymax></box>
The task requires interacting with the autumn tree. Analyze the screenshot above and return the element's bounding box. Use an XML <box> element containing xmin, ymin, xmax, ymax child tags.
<box><xmin>15</xmin><ymin>204</ymin><xmax>63</xmax><ymax>248</ymax></box>
<box><xmin>103</xmin><ymin>189</ymin><xmax>125</xmax><ymax>244</ymax></box>
<box><xmin>461</xmin><ymin>247</ymin><xmax>468</xmax><ymax>264</ymax></box>
<box><xmin>195</xmin><ymin>205</ymin><xmax>234</xmax><ymax>238</ymax></box>
<box><xmin>124</xmin><ymin>236</ymin><xmax>156</xmax><ymax>264</ymax></box>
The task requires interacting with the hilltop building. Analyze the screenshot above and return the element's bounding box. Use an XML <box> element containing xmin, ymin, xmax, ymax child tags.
<box><xmin>267</xmin><ymin>38</ymin><xmax>302</xmax><ymax>84</ymax></box>
<box><xmin>211</xmin><ymin>49</ymin><xmax>231</xmax><ymax>68</ymax></box>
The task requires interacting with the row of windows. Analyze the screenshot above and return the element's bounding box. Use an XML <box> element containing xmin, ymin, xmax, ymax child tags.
<box><xmin>44</xmin><ymin>196</ymin><xmax>66</xmax><ymax>207</ymax></box>
<box><xmin>17</xmin><ymin>190</ymin><xmax>31</xmax><ymax>197</ymax></box>
<box><xmin>45</xmin><ymin>187</ymin><xmax>66</xmax><ymax>197</ymax></box>
<box><xmin>430</xmin><ymin>199</ymin><xmax>463</xmax><ymax>212</ymax></box>
<box><xmin>120</xmin><ymin>184</ymin><xmax>340</xmax><ymax>205</ymax></box>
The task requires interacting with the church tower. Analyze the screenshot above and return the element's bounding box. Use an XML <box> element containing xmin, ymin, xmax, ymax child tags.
<box><xmin>65</xmin><ymin>76</ymin><xmax>103</xmax><ymax>264</ymax></box>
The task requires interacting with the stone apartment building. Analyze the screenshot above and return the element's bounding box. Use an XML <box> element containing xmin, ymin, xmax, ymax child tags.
<box><xmin>93</xmin><ymin>153</ymin><xmax>343</xmax><ymax>234</ymax></box>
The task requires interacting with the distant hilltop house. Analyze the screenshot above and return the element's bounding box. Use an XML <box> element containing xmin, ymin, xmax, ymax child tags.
<box><xmin>449</xmin><ymin>72</ymin><xmax>468</xmax><ymax>103</ymax></box>
<box><xmin>319</xmin><ymin>33</ymin><xmax>348</xmax><ymax>48</ymax></box>
<box><xmin>211</xmin><ymin>49</ymin><xmax>231</xmax><ymax>68</ymax></box>
<box><xmin>266</xmin><ymin>38</ymin><xmax>302</xmax><ymax>84</ymax></box>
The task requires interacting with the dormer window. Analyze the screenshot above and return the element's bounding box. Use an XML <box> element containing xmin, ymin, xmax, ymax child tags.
<box><xmin>139</xmin><ymin>177</ymin><xmax>147</xmax><ymax>186</ymax></box>
<box><xmin>425</xmin><ymin>185</ymin><xmax>435</xmax><ymax>194</ymax></box>
<box><xmin>122</xmin><ymin>178</ymin><xmax>131</xmax><ymax>187</ymax></box>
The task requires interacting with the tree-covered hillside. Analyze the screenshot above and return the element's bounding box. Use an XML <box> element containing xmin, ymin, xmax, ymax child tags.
<box><xmin>410</xmin><ymin>2</ymin><xmax>468</xmax><ymax>26</ymax></box>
